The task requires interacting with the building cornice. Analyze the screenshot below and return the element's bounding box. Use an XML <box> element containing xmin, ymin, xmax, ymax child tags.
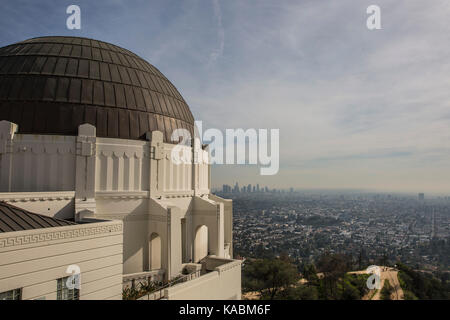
<box><xmin>0</xmin><ymin>220</ymin><xmax>122</xmax><ymax>251</ymax></box>
<box><xmin>0</xmin><ymin>191</ymin><xmax>75</xmax><ymax>202</ymax></box>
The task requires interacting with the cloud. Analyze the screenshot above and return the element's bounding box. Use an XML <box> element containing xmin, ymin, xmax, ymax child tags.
<box><xmin>209</xmin><ymin>0</ymin><xmax>225</xmax><ymax>64</ymax></box>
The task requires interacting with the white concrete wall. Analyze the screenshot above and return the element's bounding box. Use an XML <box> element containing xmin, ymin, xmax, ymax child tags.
<box><xmin>95</xmin><ymin>138</ymin><xmax>150</xmax><ymax>192</ymax></box>
<box><xmin>0</xmin><ymin>220</ymin><xmax>123</xmax><ymax>300</ymax></box>
<box><xmin>164</xmin><ymin>258</ymin><xmax>241</xmax><ymax>300</ymax></box>
<box><xmin>197</xmin><ymin>149</ymin><xmax>210</xmax><ymax>194</ymax></box>
<box><xmin>192</xmin><ymin>196</ymin><xmax>224</xmax><ymax>259</ymax></box>
<box><xmin>145</xmin><ymin>196</ymin><xmax>226</xmax><ymax>280</ymax></box>
<box><xmin>162</xmin><ymin>144</ymin><xmax>193</xmax><ymax>195</ymax></box>
<box><xmin>0</xmin><ymin>122</ymin><xmax>202</xmax><ymax>199</ymax></box>
<box><xmin>194</xmin><ymin>225</ymin><xmax>208</xmax><ymax>262</ymax></box>
<box><xmin>209</xmin><ymin>194</ymin><xmax>233</xmax><ymax>258</ymax></box>
<box><xmin>0</xmin><ymin>133</ymin><xmax>76</xmax><ymax>193</ymax></box>
<box><xmin>0</xmin><ymin>121</ymin><xmax>238</xmax><ymax>299</ymax></box>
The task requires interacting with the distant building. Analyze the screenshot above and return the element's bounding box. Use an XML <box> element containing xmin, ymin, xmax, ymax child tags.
<box><xmin>418</xmin><ymin>193</ymin><xmax>425</xmax><ymax>200</ymax></box>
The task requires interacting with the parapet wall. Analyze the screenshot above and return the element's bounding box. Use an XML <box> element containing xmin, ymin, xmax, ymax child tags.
<box><xmin>164</xmin><ymin>258</ymin><xmax>242</xmax><ymax>300</ymax></box>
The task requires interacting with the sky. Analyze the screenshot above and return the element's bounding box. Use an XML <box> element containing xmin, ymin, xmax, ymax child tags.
<box><xmin>1</xmin><ymin>0</ymin><xmax>450</xmax><ymax>194</ymax></box>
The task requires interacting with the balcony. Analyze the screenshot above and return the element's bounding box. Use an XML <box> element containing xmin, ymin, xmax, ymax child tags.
<box><xmin>137</xmin><ymin>268</ymin><xmax>202</xmax><ymax>300</ymax></box>
<box><xmin>162</xmin><ymin>256</ymin><xmax>242</xmax><ymax>300</ymax></box>
<box><xmin>123</xmin><ymin>256</ymin><xmax>241</xmax><ymax>300</ymax></box>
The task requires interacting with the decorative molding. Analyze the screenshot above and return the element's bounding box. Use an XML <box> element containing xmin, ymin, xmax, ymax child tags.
<box><xmin>97</xmin><ymin>149</ymin><xmax>149</xmax><ymax>159</ymax></box>
<box><xmin>13</xmin><ymin>145</ymin><xmax>76</xmax><ymax>155</ymax></box>
<box><xmin>0</xmin><ymin>121</ymin><xmax>18</xmax><ymax>155</ymax></box>
<box><xmin>95</xmin><ymin>191</ymin><xmax>149</xmax><ymax>200</ymax></box>
<box><xmin>7</xmin><ymin>197</ymin><xmax>73</xmax><ymax>202</ymax></box>
<box><xmin>0</xmin><ymin>223</ymin><xmax>123</xmax><ymax>249</ymax></box>
<box><xmin>0</xmin><ymin>191</ymin><xmax>75</xmax><ymax>202</ymax></box>
<box><xmin>162</xmin><ymin>191</ymin><xmax>194</xmax><ymax>198</ymax></box>
<box><xmin>76</xmin><ymin>136</ymin><xmax>96</xmax><ymax>157</ymax></box>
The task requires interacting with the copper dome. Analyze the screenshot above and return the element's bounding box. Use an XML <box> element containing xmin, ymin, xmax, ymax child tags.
<box><xmin>0</xmin><ymin>36</ymin><xmax>194</xmax><ymax>143</ymax></box>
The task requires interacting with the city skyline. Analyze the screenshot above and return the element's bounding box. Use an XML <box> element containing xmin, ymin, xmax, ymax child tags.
<box><xmin>215</xmin><ymin>181</ymin><xmax>450</xmax><ymax>202</ymax></box>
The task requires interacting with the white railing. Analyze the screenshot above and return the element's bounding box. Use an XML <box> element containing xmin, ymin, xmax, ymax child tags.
<box><xmin>123</xmin><ymin>269</ymin><xmax>165</xmax><ymax>290</ymax></box>
<box><xmin>138</xmin><ymin>269</ymin><xmax>201</xmax><ymax>300</ymax></box>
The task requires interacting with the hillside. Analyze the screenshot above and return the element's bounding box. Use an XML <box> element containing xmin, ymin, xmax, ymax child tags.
<box><xmin>349</xmin><ymin>267</ymin><xmax>403</xmax><ymax>300</ymax></box>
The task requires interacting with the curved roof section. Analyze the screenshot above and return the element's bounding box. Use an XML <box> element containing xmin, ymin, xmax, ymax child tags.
<box><xmin>0</xmin><ymin>36</ymin><xmax>194</xmax><ymax>143</ymax></box>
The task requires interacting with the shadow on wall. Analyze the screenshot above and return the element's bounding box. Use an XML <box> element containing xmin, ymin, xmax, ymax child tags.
<box><xmin>149</xmin><ymin>232</ymin><xmax>162</xmax><ymax>270</ymax></box>
<box><xmin>53</xmin><ymin>200</ymin><xmax>75</xmax><ymax>220</ymax></box>
<box><xmin>116</xmin><ymin>200</ymin><xmax>150</xmax><ymax>273</ymax></box>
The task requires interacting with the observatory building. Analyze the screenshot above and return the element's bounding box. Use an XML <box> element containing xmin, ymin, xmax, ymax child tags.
<box><xmin>0</xmin><ymin>36</ymin><xmax>241</xmax><ymax>300</ymax></box>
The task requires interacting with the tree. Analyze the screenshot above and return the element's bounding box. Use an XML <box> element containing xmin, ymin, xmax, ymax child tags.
<box><xmin>302</xmin><ymin>263</ymin><xmax>319</xmax><ymax>286</ymax></box>
<box><xmin>278</xmin><ymin>285</ymin><xmax>319</xmax><ymax>300</ymax></box>
<box><xmin>358</xmin><ymin>250</ymin><xmax>363</xmax><ymax>270</ymax></box>
<box><xmin>341</xmin><ymin>279</ymin><xmax>360</xmax><ymax>300</ymax></box>
<box><xmin>397</xmin><ymin>262</ymin><xmax>450</xmax><ymax>300</ymax></box>
<box><xmin>316</xmin><ymin>253</ymin><xmax>353</xmax><ymax>299</ymax></box>
<box><xmin>279</xmin><ymin>251</ymin><xmax>291</xmax><ymax>263</ymax></box>
<box><xmin>242</xmin><ymin>258</ymin><xmax>299</xmax><ymax>300</ymax></box>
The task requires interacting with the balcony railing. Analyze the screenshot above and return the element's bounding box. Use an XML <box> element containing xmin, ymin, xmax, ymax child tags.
<box><xmin>138</xmin><ymin>269</ymin><xmax>201</xmax><ymax>300</ymax></box>
<box><xmin>123</xmin><ymin>269</ymin><xmax>165</xmax><ymax>290</ymax></box>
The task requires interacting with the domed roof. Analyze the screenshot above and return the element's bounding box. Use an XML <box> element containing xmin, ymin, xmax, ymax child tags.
<box><xmin>0</xmin><ymin>36</ymin><xmax>194</xmax><ymax>143</ymax></box>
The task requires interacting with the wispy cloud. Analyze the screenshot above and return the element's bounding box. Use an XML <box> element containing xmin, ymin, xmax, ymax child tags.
<box><xmin>209</xmin><ymin>0</ymin><xmax>225</xmax><ymax>64</ymax></box>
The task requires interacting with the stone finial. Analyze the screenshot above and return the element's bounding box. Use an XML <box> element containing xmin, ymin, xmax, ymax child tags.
<box><xmin>151</xmin><ymin>131</ymin><xmax>164</xmax><ymax>160</ymax></box>
<box><xmin>0</xmin><ymin>121</ymin><xmax>18</xmax><ymax>154</ymax></box>
<box><xmin>78</xmin><ymin>123</ymin><xmax>96</xmax><ymax>137</ymax></box>
<box><xmin>0</xmin><ymin>120</ymin><xmax>18</xmax><ymax>139</ymax></box>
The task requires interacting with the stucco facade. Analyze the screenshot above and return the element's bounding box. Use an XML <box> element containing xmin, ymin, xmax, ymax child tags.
<box><xmin>0</xmin><ymin>120</ymin><xmax>241</xmax><ymax>300</ymax></box>
<box><xmin>0</xmin><ymin>219</ymin><xmax>123</xmax><ymax>300</ymax></box>
<box><xmin>0</xmin><ymin>35</ymin><xmax>241</xmax><ymax>300</ymax></box>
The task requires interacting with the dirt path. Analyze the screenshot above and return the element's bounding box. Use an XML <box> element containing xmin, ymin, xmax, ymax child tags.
<box><xmin>386</xmin><ymin>269</ymin><xmax>404</xmax><ymax>300</ymax></box>
<box><xmin>244</xmin><ymin>266</ymin><xmax>404</xmax><ymax>300</ymax></box>
<box><xmin>351</xmin><ymin>267</ymin><xmax>404</xmax><ymax>300</ymax></box>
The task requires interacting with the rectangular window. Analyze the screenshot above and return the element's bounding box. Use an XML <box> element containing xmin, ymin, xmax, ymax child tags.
<box><xmin>57</xmin><ymin>277</ymin><xmax>80</xmax><ymax>300</ymax></box>
<box><xmin>0</xmin><ymin>288</ymin><xmax>21</xmax><ymax>300</ymax></box>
